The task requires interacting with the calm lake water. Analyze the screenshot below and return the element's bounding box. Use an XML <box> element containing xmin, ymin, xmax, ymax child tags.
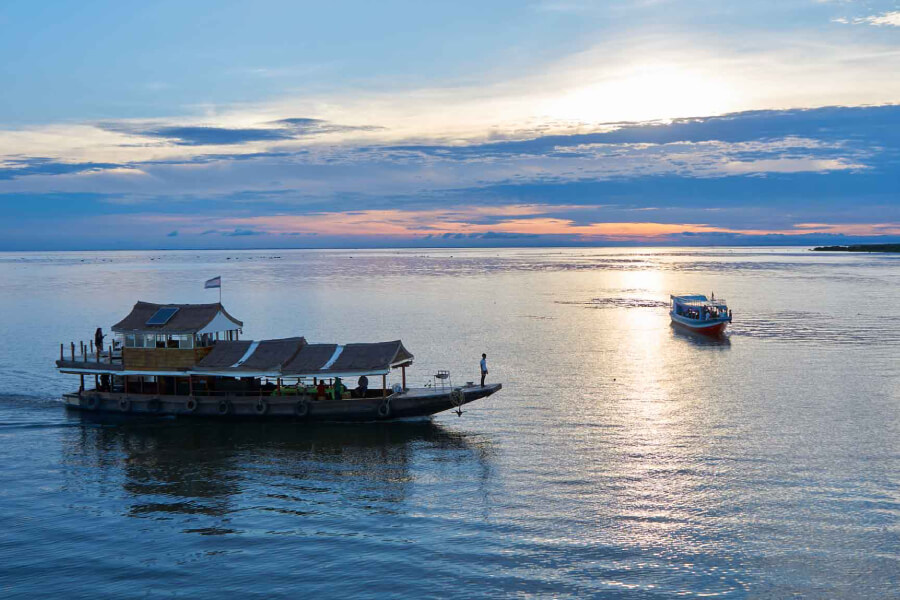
<box><xmin>0</xmin><ymin>247</ymin><xmax>897</xmax><ymax>598</ymax></box>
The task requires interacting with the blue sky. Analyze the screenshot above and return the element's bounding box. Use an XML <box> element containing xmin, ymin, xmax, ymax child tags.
<box><xmin>1</xmin><ymin>0</ymin><xmax>899</xmax><ymax>249</ymax></box>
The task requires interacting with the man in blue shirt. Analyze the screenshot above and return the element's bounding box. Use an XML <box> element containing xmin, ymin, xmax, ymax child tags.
<box><xmin>480</xmin><ymin>353</ymin><xmax>488</xmax><ymax>387</ymax></box>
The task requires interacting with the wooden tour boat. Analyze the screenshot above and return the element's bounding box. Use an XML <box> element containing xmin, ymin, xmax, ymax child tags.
<box><xmin>670</xmin><ymin>294</ymin><xmax>733</xmax><ymax>336</ymax></box>
<box><xmin>56</xmin><ymin>301</ymin><xmax>501</xmax><ymax>421</ymax></box>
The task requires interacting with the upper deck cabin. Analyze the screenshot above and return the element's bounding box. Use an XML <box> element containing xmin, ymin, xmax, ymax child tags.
<box><xmin>113</xmin><ymin>301</ymin><xmax>243</xmax><ymax>370</ymax></box>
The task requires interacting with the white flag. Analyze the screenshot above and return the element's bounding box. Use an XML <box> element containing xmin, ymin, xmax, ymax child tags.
<box><xmin>204</xmin><ymin>276</ymin><xmax>221</xmax><ymax>289</ymax></box>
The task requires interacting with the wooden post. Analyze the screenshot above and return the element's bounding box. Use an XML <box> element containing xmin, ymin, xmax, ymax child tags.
<box><xmin>60</xmin><ymin>344</ymin><xmax>64</xmax><ymax>361</ymax></box>
<box><xmin>401</xmin><ymin>366</ymin><xmax>406</xmax><ymax>391</ymax></box>
<box><xmin>80</xmin><ymin>341</ymin><xmax>84</xmax><ymax>357</ymax></box>
<box><xmin>80</xmin><ymin>374</ymin><xmax>84</xmax><ymax>392</ymax></box>
<box><xmin>70</xmin><ymin>342</ymin><xmax>75</xmax><ymax>360</ymax></box>
<box><xmin>382</xmin><ymin>374</ymin><xmax>387</xmax><ymax>398</ymax></box>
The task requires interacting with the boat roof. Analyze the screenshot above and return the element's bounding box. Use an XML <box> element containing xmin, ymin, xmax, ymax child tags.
<box><xmin>193</xmin><ymin>337</ymin><xmax>413</xmax><ymax>377</ymax></box>
<box><xmin>57</xmin><ymin>338</ymin><xmax>415</xmax><ymax>378</ymax></box>
<box><xmin>112</xmin><ymin>301</ymin><xmax>243</xmax><ymax>334</ymax></box>
<box><xmin>670</xmin><ymin>293</ymin><xmax>728</xmax><ymax>308</ymax></box>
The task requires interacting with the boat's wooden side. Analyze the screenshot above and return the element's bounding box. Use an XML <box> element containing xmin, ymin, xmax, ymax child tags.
<box><xmin>670</xmin><ymin>312</ymin><xmax>730</xmax><ymax>336</ymax></box>
<box><xmin>62</xmin><ymin>383</ymin><xmax>501</xmax><ymax>422</ymax></box>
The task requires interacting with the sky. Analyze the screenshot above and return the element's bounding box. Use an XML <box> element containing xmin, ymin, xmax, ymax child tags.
<box><xmin>1</xmin><ymin>0</ymin><xmax>899</xmax><ymax>249</ymax></box>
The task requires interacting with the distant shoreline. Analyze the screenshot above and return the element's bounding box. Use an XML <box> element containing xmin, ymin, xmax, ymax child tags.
<box><xmin>812</xmin><ymin>244</ymin><xmax>900</xmax><ymax>253</ymax></box>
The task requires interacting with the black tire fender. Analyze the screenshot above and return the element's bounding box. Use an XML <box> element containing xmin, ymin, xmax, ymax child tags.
<box><xmin>377</xmin><ymin>401</ymin><xmax>391</xmax><ymax>418</ymax></box>
<box><xmin>295</xmin><ymin>400</ymin><xmax>309</xmax><ymax>417</ymax></box>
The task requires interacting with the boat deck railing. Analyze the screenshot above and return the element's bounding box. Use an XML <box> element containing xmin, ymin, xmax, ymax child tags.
<box><xmin>75</xmin><ymin>388</ymin><xmax>399</xmax><ymax>402</ymax></box>
<box><xmin>58</xmin><ymin>342</ymin><xmax>123</xmax><ymax>365</ymax></box>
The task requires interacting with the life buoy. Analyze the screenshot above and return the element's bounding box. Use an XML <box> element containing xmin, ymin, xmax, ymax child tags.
<box><xmin>185</xmin><ymin>398</ymin><xmax>198</xmax><ymax>413</ymax></box>
<box><xmin>255</xmin><ymin>400</ymin><xmax>268</xmax><ymax>415</ymax></box>
<box><xmin>377</xmin><ymin>401</ymin><xmax>391</xmax><ymax>418</ymax></box>
<box><xmin>295</xmin><ymin>400</ymin><xmax>309</xmax><ymax>417</ymax></box>
<box><xmin>217</xmin><ymin>400</ymin><xmax>231</xmax><ymax>415</ymax></box>
<box><xmin>148</xmin><ymin>399</ymin><xmax>161</xmax><ymax>413</ymax></box>
<box><xmin>118</xmin><ymin>398</ymin><xmax>130</xmax><ymax>412</ymax></box>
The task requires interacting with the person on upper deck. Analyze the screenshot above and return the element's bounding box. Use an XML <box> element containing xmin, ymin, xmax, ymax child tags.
<box><xmin>94</xmin><ymin>328</ymin><xmax>104</xmax><ymax>355</ymax></box>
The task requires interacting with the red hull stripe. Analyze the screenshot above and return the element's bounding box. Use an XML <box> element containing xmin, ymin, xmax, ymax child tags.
<box><xmin>672</xmin><ymin>319</ymin><xmax>728</xmax><ymax>336</ymax></box>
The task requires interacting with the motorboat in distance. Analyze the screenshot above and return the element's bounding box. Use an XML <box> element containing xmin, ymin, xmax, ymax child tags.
<box><xmin>669</xmin><ymin>294</ymin><xmax>732</xmax><ymax>336</ymax></box>
<box><xmin>55</xmin><ymin>301</ymin><xmax>501</xmax><ymax>421</ymax></box>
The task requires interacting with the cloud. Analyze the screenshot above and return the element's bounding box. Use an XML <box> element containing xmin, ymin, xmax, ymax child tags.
<box><xmin>0</xmin><ymin>104</ymin><xmax>898</xmax><ymax>248</ymax></box>
<box><xmin>105</xmin><ymin>125</ymin><xmax>296</xmax><ymax>146</ymax></box>
<box><xmin>97</xmin><ymin>117</ymin><xmax>379</xmax><ymax>147</ymax></box>
<box><xmin>222</xmin><ymin>228</ymin><xmax>264</xmax><ymax>236</ymax></box>
<box><xmin>0</xmin><ymin>157</ymin><xmax>123</xmax><ymax>180</ymax></box>
<box><xmin>835</xmin><ymin>11</ymin><xmax>900</xmax><ymax>27</ymax></box>
<box><xmin>273</xmin><ymin>118</ymin><xmax>383</xmax><ymax>135</ymax></box>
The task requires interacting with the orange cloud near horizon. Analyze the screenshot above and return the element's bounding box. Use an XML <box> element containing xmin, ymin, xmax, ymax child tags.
<box><xmin>202</xmin><ymin>206</ymin><xmax>900</xmax><ymax>240</ymax></box>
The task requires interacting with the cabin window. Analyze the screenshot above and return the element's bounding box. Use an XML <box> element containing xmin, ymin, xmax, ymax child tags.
<box><xmin>178</xmin><ymin>335</ymin><xmax>193</xmax><ymax>349</ymax></box>
<box><xmin>125</xmin><ymin>334</ymin><xmax>135</xmax><ymax>347</ymax></box>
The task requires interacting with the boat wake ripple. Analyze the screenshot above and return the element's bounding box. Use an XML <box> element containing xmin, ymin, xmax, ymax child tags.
<box><xmin>730</xmin><ymin>311</ymin><xmax>900</xmax><ymax>345</ymax></box>
<box><xmin>557</xmin><ymin>297</ymin><xmax>670</xmax><ymax>309</ymax></box>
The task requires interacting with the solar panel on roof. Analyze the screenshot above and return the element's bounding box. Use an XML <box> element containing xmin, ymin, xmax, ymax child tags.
<box><xmin>146</xmin><ymin>307</ymin><xmax>179</xmax><ymax>325</ymax></box>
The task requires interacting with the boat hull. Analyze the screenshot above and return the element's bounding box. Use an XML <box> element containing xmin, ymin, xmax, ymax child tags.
<box><xmin>62</xmin><ymin>383</ymin><xmax>501</xmax><ymax>422</ymax></box>
<box><xmin>670</xmin><ymin>312</ymin><xmax>729</xmax><ymax>336</ymax></box>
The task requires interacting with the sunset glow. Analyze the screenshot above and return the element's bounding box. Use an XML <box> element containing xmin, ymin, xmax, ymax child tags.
<box><xmin>1</xmin><ymin>1</ymin><xmax>899</xmax><ymax>249</ymax></box>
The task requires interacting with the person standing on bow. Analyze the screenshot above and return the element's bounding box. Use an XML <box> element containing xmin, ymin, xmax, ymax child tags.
<box><xmin>480</xmin><ymin>353</ymin><xmax>488</xmax><ymax>387</ymax></box>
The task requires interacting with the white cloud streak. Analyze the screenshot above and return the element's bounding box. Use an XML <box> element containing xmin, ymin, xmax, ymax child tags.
<box><xmin>835</xmin><ymin>11</ymin><xmax>900</xmax><ymax>27</ymax></box>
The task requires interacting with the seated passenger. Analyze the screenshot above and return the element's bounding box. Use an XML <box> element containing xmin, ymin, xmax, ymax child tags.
<box><xmin>316</xmin><ymin>381</ymin><xmax>326</xmax><ymax>400</ymax></box>
<box><xmin>356</xmin><ymin>375</ymin><xmax>369</xmax><ymax>398</ymax></box>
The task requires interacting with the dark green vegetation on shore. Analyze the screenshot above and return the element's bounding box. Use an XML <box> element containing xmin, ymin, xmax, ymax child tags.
<box><xmin>813</xmin><ymin>244</ymin><xmax>900</xmax><ymax>253</ymax></box>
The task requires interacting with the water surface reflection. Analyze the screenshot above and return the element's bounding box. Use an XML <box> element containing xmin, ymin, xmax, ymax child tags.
<box><xmin>61</xmin><ymin>415</ymin><xmax>493</xmax><ymax>526</ymax></box>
